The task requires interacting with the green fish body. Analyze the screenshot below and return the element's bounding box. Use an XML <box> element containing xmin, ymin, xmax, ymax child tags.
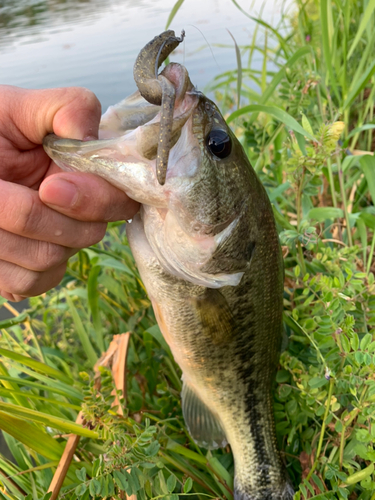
<box><xmin>43</xmin><ymin>31</ymin><xmax>293</xmax><ymax>500</ymax></box>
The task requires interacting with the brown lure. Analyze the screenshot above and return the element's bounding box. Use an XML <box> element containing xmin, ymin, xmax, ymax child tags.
<box><xmin>134</xmin><ymin>30</ymin><xmax>188</xmax><ymax>185</ymax></box>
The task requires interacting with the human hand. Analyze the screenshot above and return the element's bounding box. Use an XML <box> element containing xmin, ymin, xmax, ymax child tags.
<box><xmin>0</xmin><ymin>85</ymin><xmax>139</xmax><ymax>302</ymax></box>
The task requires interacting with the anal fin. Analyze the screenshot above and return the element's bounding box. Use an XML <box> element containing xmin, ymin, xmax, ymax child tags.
<box><xmin>182</xmin><ymin>381</ymin><xmax>227</xmax><ymax>450</ymax></box>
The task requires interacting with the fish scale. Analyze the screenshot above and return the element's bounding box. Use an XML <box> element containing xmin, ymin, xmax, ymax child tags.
<box><xmin>43</xmin><ymin>30</ymin><xmax>294</xmax><ymax>500</ymax></box>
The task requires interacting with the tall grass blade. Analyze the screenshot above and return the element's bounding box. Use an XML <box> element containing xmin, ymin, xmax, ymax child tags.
<box><xmin>0</xmin><ymin>402</ymin><xmax>98</xmax><ymax>438</ymax></box>
<box><xmin>0</xmin><ymin>411</ymin><xmax>63</xmax><ymax>460</ymax></box>
<box><xmin>347</xmin><ymin>0</ymin><xmax>375</xmax><ymax>59</ymax></box>
<box><xmin>0</xmin><ymin>348</ymin><xmax>71</xmax><ymax>384</ymax></box>
<box><xmin>87</xmin><ymin>265</ymin><xmax>104</xmax><ymax>353</ymax></box>
<box><xmin>165</xmin><ymin>0</ymin><xmax>185</xmax><ymax>30</ymax></box>
<box><xmin>227</xmin><ymin>30</ymin><xmax>242</xmax><ymax>109</ymax></box>
<box><xmin>0</xmin><ymin>361</ymin><xmax>30</xmax><ymax>408</ymax></box>
<box><xmin>0</xmin><ymin>388</ymin><xmax>81</xmax><ymax>410</ymax></box>
<box><xmin>64</xmin><ymin>293</ymin><xmax>98</xmax><ymax>367</ymax></box>
<box><xmin>230</xmin><ymin>0</ymin><xmax>291</xmax><ymax>57</ymax></box>
<box><xmin>320</xmin><ymin>0</ymin><xmax>339</xmax><ymax>99</ymax></box>
<box><xmin>227</xmin><ymin>104</ymin><xmax>316</xmax><ymax>141</ymax></box>
<box><xmin>343</xmin><ymin>60</ymin><xmax>375</xmax><ymax>110</ymax></box>
<box><xmin>0</xmin><ymin>375</ymin><xmax>82</xmax><ymax>400</ymax></box>
<box><xmin>359</xmin><ymin>155</ymin><xmax>375</xmax><ymax>205</ymax></box>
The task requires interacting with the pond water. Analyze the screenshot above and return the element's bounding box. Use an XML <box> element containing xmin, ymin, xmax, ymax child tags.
<box><xmin>0</xmin><ymin>0</ymin><xmax>291</xmax><ymax>111</ymax></box>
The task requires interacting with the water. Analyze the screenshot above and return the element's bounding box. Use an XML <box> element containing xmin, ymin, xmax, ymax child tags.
<box><xmin>0</xmin><ymin>0</ymin><xmax>290</xmax><ymax>111</ymax></box>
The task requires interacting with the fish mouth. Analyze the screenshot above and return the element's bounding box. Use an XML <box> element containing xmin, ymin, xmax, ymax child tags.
<box><xmin>134</xmin><ymin>30</ymin><xmax>194</xmax><ymax>185</ymax></box>
<box><xmin>43</xmin><ymin>30</ymin><xmax>197</xmax><ymax>187</ymax></box>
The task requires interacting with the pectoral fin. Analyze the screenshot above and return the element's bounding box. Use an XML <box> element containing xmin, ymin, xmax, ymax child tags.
<box><xmin>193</xmin><ymin>289</ymin><xmax>236</xmax><ymax>345</ymax></box>
<box><xmin>181</xmin><ymin>381</ymin><xmax>227</xmax><ymax>450</ymax></box>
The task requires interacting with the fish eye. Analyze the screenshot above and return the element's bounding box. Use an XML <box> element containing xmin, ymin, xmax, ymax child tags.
<box><xmin>206</xmin><ymin>129</ymin><xmax>232</xmax><ymax>159</ymax></box>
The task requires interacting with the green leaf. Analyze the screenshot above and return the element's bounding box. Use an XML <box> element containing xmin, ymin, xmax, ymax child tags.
<box><xmin>167</xmin><ymin>474</ymin><xmax>176</xmax><ymax>493</ymax></box>
<box><xmin>183</xmin><ymin>477</ymin><xmax>193</xmax><ymax>493</ymax></box>
<box><xmin>311</xmin><ymin>473</ymin><xmax>324</xmax><ymax>492</ymax></box>
<box><xmin>360</xmin><ymin>333</ymin><xmax>372</xmax><ymax>351</ymax></box>
<box><xmin>0</xmin><ymin>312</ymin><xmax>29</xmax><ymax>329</ymax></box>
<box><xmin>98</xmin><ymin>257</ymin><xmax>133</xmax><ymax>276</ymax></box>
<box><xmin>75</xmin><ymin>483</ymin><xmax>87</xmax><ymax>496</ymax></box>
<box><xmin>226</xmin><ymin>105</ymin><xmax>316</xmax><ymax>141</ymax></box>
<box><xmin>355</xmin><ymin>351</ymin><xmax>364</xmax><ymax>364</ymax></box>
<box><xmin>101</xmin><ymin>476</ymin><xmax>109</xmax><ymax>498</ymax></box>
<box><xmin>359</xmin><ymin>212</ymin><xmax>375</xmax><ymax>230</ymax></box>
<box><xmin>307</xmin><ymin>207</ymin><xmax>344</xmax><ymax>222</ymax></box>
<box><xmin>341</xmin><ymin>334</ymin><xmax>351</xmax><ymax>353</ymax></box>
<box><xmin>113</xmin><ymin>470</ymin><xmax>128</xmax><ymax>492</ymax></box>
<box><xmin>76</xmin><ymin>467</ymin><xmax>87</xmax><ymax>482</ymax></box>
<box><xmin>91</xmin><ymin>458</ymin><xmax>101</xmax><ymax>478</ymax></box>
<box><xmin>308</xmin><ymin>377</ymin><xmax>328</xmax><ymax>389</ymax></box>
<box><xmin>89</xmin><ymin>478</ymin><xmax>101</xmax><ymax>496</ymax></box>
<box><xmin>272</xmin><ymin>205</ymin><xmax>294</xmax><ymax>230</ymax></box>
<box><xmin>351</xmin><ymin>333</ymin><xmax>360</xmax><ymax>351</ymax></box>
<box><xmin>0</xmin><ymin>347</ymin><xmax>71</xmax><ymax>384</ymax></box>
<box><xmin>130</xmin><ymin>468</ymin><xmax>141</xmax><ymax>492</ymax></box>
<box><xmin>346</xmin><ymin>462</ymin><xmax>374</xmax><ymax>485</ymax></box>
<box><xmin>301</xmin><ymin>114</ymin><xmax>314</xmax><ymax>138</ymax></box>
<box><xmin>158</xmin><ymin>470</ymin><xmax>169</xmax><ymax>495</ymax></box>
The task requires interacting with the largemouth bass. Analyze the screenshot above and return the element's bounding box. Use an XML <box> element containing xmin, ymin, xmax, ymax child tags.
<box><xmin>43</xmin><ymin>31</ymin><xmax>294</xmax><ymax>500</ymax></box>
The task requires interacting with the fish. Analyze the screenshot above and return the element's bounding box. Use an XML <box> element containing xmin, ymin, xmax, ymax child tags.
<box><xmin>43</xmin><ymin>30</ymin><xmax>294</xmax><ymax>500</ymax></box>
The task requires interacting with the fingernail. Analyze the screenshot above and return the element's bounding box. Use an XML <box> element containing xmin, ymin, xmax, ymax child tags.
<box><xmin>40</xmin><ymin>179</ymin><xmax>79</xmax><ymax>208</ymax></box>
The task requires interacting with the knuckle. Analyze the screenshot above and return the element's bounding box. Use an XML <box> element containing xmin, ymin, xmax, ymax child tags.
<box><xmin>15</xmin><ymin>268</ymin><xmax>41</xmax><ymax>296</ymax></box>
<box><xmin>34</xmin><ymin>242</ymin><xmax>67</xmax><ymax>272</ymax></box>
<box><xmin>12</xmin><ymin>191</ymin><xmax>41</xmax><ymax>236</ymax></box>
<box><xmin>13</xmin><ymin>264</ymin><xmax>65</xmax><ymax>297</ymax></box>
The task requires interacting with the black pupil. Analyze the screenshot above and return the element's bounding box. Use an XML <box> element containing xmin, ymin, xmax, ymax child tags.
<box><xmin>206</xmin><ymin>129</ymin><xmax>232</xmax><ymax>159</ymax></box>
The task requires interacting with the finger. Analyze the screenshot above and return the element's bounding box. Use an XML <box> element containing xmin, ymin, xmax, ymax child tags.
<box><xmin>0</xmin><ymin>228</ymin><xmax>77</xmax><ymax>272</ymax></box>
<box><xmin>39</xmin><ymin>171</ymin><xmax>140</xmax><ymax>222</ymax></box>
<box><xmin>0</xmin><ymin>179</ymin><xmax>107</xmax><ymax>248</ymax></box>
<box><xmin>0</xmin><ymin>259</ymin><xmax>67</xmax><ymax>299</ymax></box>
<box><xmin>2</xmin><ymin>85</ymin><xmax>101</xmax><ymax>146</ymax></box>
<box><xmin>0</xmin><ymin>290</ymin><xmax>26</xmax><ymax>303</ymax></box>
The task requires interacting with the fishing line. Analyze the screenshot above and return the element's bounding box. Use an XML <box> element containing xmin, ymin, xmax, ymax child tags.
<box><xmin>185</xmin><ymin>24</ymin><xmax>221</xmax><ymax>73</ymax></box>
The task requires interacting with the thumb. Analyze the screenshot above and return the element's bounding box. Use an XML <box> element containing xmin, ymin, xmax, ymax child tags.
<box><xmin>4</xmin><ymin>85</ymin><xmax>101</xmax><ymax>145</ymax></box>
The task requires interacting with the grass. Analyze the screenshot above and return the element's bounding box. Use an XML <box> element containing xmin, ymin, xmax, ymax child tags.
<box><xmin>1</xmin><ymin>0</ymin><xmax>375</xmax><ymax>499</ymax></box>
